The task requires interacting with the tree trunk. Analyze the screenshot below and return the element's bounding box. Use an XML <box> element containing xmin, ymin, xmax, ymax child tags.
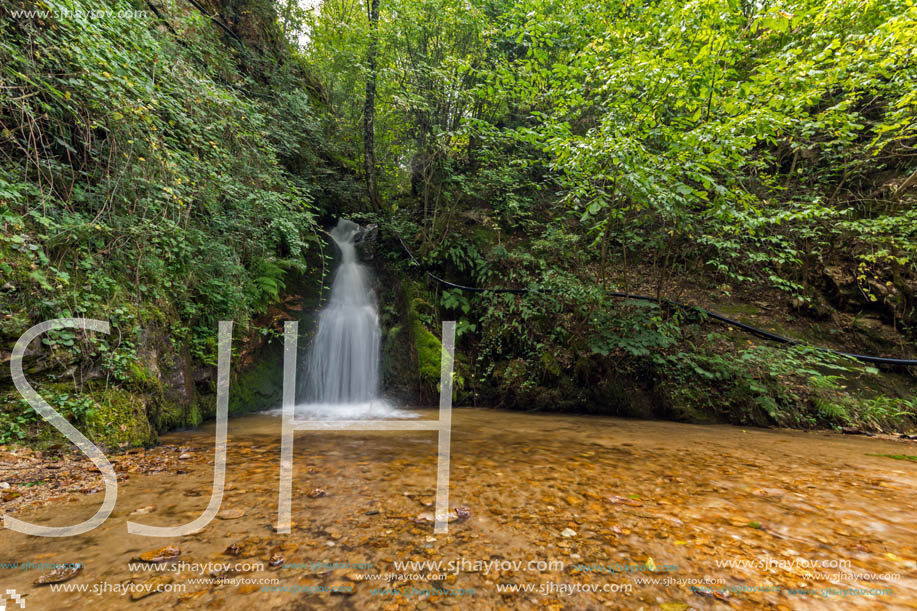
<box><xmin>363</xmin><ymin>0</ymin><xmax>382</xmax><ymax>211</ymax></box>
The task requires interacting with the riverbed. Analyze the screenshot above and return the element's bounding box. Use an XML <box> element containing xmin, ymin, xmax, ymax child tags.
<box><xmin>1</xmin><ymin>408</ymin><xmax>915</xmax><ymax>609</ymax></box>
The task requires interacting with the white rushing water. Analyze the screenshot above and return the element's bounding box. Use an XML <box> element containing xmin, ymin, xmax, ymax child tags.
<box><xmin>295</xmin><ymin>219</ymin><xmax>414</xmax><ymax>419</ymax></box>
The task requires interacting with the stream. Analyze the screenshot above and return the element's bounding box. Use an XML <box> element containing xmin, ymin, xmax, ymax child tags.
<box><xmin>1</xmin><ymin>408</ymin><xmax>915</xmax><ymax>609</ymax></box>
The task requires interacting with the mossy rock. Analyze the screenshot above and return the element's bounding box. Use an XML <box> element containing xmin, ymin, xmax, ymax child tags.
<box><xmin>227</xmin><ymin>345</ymin><xmax>284</xmax><ymax>416</ymax></box>
<box><xmin>413</xmin><ymin>318</ymin><xmax>443</xmax><ymax>385</ymax></box>
<box><xmin>401</xmin><ymin>280</ymin><xmax>467</xmax><ymax>402</ymax></box>
<box><xmin>83</xmin><ymin>386</ymin><xmax>157</xmax><ymax>448</ymax></box>
<box><xmin>5</xmin><ymin>382</ymin><xmax>159</xmax><ymax>450</ymax></box>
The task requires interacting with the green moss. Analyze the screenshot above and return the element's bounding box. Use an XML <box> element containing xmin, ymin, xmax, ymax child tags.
<box><xmin>227</xmin><ymin>347</ymin><xmax>283</xmax><ymax>416</ymax></box>
<box><xmin>128</xmin><ymin>361</ymin><xmax>153</xmax><ymax>384</ymax></box>
<box><xmin>186</xmin><ymin>400</ymin><xmax>204</xmax><ymax>427</ymax></box>
<box><xmin>540</xmin><ymin>351</ymin><xmax>561</xmax><ymax>378</ymax></box>
<box><xmin>91</xmin><ymin>387</ymin><xmax>156</xmax><ymax>448</ymax></box>
<box><xmin>402</xmin><ymin>281</ymin><xmax>440</xmax><ymax>396</ymax></box>
<box><xmin>413</xmin><ymin>318</ymin><xmax>443</xmax><ymax>384</ymax></box>
<box><xmin>398</xmin><ymin>279</ymin><xmax>469</xmax><ymax>399</ymax></box>
<box><xmin>23</xmin><ymin>383</ymin><xmax>158</xmax><ymax>450</ymax></box>
<box><xmin>154</xmin><ymin>400</ymin><xmax>186</xmax><ymax>431</ymax></box>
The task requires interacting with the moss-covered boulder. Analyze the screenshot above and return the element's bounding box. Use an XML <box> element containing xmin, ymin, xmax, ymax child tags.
<box><xmin>0</xmin><ymin>381</ymin><xmax>158</xmax><ymax>450</ymax></box>
<box><xmin>227</xmin><ymin>345</ymin><xmax>283</xmax><ymax>415</ymax></box>
<box><xmin>400</xmin><ymin>280</ymin><xmax>467</xmax><ymax>403</ymax></box>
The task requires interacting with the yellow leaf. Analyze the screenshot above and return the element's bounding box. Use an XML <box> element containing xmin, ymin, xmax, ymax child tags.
<box><xmin>646</xmin><ymin>557</ymin><xmax>656</xmax><ymax>571</ymax></box>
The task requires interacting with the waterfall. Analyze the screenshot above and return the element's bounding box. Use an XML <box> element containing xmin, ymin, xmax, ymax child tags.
<box><xmin>297</xmin><ymin>219</ymin><xmax>413</xmax><ymax>419</ymax></box>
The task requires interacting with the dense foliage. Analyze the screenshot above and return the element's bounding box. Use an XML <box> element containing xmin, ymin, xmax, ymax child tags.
<box><xmin>304</xmin><ymin>0</ymin><xmax>916</xmax><ymax>429</ymax></box>
<box><xmin>0</xmin><ymin>0</ymin><xmax>914</xmax><ymax>442</ymax></box>
<box><xmin>0</xmin><ymin>0</ymin><xmax>353</xmax><ymax>442</ymax></box>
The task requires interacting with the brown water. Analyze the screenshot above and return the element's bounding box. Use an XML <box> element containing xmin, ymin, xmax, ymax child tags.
<box><xmin>1</xmin><ymin>408</ymin><xmax>916</xmax><ymax>610</ymax></box>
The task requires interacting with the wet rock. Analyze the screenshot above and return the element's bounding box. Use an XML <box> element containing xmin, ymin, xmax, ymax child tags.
<box><xmin>134</xmin><ymin>545</ymin><xmax>180</xmax><ymax>563</ymax></box>
<box><xmin>607</xmin><ymin>495</ymin><xmax>643</xmax><ymax>507</ymax></box>
<box><xmin>129</xmin><ymin>505</ymin><xmax>155</xmax><ymax>516</ymax></box>
<box><xmin>415</xmin><ymin>511</ymin><xmax>459</xmax><ymax>524</ymax></box>
<box><xmin>34</xmin><ymin>565</ymin><xmax>82</xmax><ymax>585</ymax></box>
<box><xmin>307</xmin><ymin>488</ymin><xmax>326</xmax><ymax>498</ymax></box>
<box><xmin>218</xmin><ymin>508</ymin><xmax>245</xmax><ymax>520</ymax></box>
<box><xmin>560</xmin><ymin>528</ymin><xmax>577</xmax><ymax>537</ymax></box>
<box><xmin>224</xmin><ymin>543</ymin><xmax>242</xmax><ymax>556</ymax></box>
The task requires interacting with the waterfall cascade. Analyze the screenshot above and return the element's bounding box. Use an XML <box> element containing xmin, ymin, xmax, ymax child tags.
<box><xmin>297</xmin><ymin>219</ymin><xmax>413</xmax><ymax>419</ymax></box>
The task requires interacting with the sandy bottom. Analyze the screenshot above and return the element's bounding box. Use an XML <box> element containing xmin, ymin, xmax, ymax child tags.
<box><xmin>1</xmin><ymin>408</ymin><xmax>915</xmax><ymax>610</ymax></box>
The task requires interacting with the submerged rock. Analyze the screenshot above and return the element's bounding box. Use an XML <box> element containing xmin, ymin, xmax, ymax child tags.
<box><xmin>34</xmin><ymin>565</ymin><xmax>82</xmax><ymax>585</ymax></box>
<box><xmin>134</xmin><ymin>545</ymin><xmax>180</xmax><ymax>563</ymax></box>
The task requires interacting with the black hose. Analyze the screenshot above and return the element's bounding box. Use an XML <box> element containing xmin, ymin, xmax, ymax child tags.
<box><xmin>397</xmin><ymin>236</ymin><xmax>917</xmax><ymax>368</ymax></box>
